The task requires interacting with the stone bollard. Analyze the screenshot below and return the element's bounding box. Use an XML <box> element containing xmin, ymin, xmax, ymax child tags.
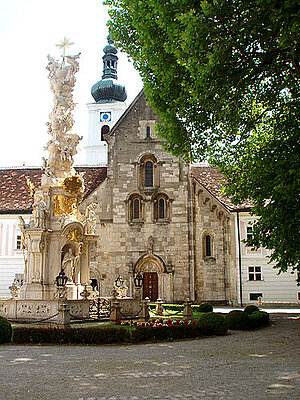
<box><xmin>57</xmin><ymin>301</ymin><xmax>71</xmax><ymax>327</ymax></box>
<box><xmin>183</xmin><ymin>298</ymin><xmax>193</xmax><ymax>320</ymax></box>
<box><xmin>139</xmin><ymin>297</ymin><xmax>150</xmax><ymax>322</ymax></box>
<box><xmin>110</xmin><ymin>299</ymin><xmax>122</xmax><ymax>324</ymax></box>
<box><xmin>155</xmin><ymin>298</ymin><xmax>164</xmax><ymax>315</ymax></box>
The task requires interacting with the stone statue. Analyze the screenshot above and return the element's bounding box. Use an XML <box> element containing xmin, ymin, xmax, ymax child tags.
<box><xmin>62</xmin><ymin>248</ymin><xmax>80</xmax><ymax>282</ymax></box>
<box><xmin>42</xmin><ymin>52</ymin><xmax>82</xmax><ymax>185</ymax></box>
<box><xmin>32</xmin><ymin>196</ymin><xmax>47</xmax><ymax>229</ymax></box>
<box><xmin>85</xmin><ymin>203</ymin><xmax>97</xmax><ymax>234</ymax></box>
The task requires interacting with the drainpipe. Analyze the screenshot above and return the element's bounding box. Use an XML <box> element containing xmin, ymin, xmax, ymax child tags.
<box><xmin>236</xmin><ymin>211</ymin><xmax>243</xmax><ymax>307</ymax></box>
<box><xmin>187</xmin><ymin>177</ymin><xmax>195</xmax><ymax>301</ymax></box>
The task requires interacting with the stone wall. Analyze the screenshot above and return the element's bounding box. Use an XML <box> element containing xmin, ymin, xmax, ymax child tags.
<box><xmin>84</xmin><ymin>92</ymin><xmax>192</xmax><ymax>302</ymax></box>
<box><xmin>193</xmin><ymin>184</ymin><xmax>236</xmax><ymax>303</ymax></box>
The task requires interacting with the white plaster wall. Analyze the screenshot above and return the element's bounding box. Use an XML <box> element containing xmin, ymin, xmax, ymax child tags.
<box><xmin>235</xmin><ymin>212</ymin><xmax>299</xmax><ymax>305</ymax></box>
<box><xmin>0</xmin><ymin>215</ymin><xmax>28</xmax><ymax>298</ymax></box>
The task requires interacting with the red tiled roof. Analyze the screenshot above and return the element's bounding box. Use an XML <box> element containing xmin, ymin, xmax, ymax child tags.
<box><xmin>0</xmin><ymin>166</ymin><xmax>107</xmax><ymax>213</ymax></box>
<box><xmin>190</xmin><ymin>166</ymin><xmax>252</xmax><ymax>210</ymax></box>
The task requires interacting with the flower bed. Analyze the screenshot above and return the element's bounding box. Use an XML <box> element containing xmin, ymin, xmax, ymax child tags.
<box><xmin>117</xmin><ymin>318</ymin><xmax>197</xmax><ymax>327</ymax></box>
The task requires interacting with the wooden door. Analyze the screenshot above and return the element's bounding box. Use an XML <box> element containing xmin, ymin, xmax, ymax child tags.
<box><xmin>143</xmin><ymin>272</ymin><xmax>158</xmax><ymax>301</ymax></box>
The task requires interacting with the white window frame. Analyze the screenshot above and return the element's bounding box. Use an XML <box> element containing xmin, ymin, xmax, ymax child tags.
<box><xmin>248</xmin><ymin>266</ymin><xmax>263</xmax><ymax>281</ymax></box>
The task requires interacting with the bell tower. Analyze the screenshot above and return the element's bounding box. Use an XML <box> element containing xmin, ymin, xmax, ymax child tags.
<box><xmin>86</xmin><ymin>35</ymin><xmax>127</xmax><ymax>165</ymax></box>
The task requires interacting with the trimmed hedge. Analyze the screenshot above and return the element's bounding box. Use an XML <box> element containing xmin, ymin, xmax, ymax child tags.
<box><xmin>244</xmin><ymin>305</ymin><xmax>260</xmax><ymax>315</ymax></box>
<box><xmin>0</xmin><ymin>316</ymin><xmax>12</xmax><ymax>344</ymax></box>
<box><xmin>197</xmin><ymin>302</ymin><xmax>213</xmax><ymax>313</ymax></box>
<box><xmin>226</xmin><ymin>310</ymin><xmax>251</xmax><ymax>330</ymax></box>
<box><xmin>226</xmin><ymin>310</ymin><xmax>270</xmax><ymax>330</ymax></box>
<box><xmin>197</xmin><ymin>313</ymin><xmax>227</xmax><ymax>336</ymax></box>
<box><xmin>13</xmin><ymin>326</ymin><xmax>129</xmax><ymax>345</ymax></box>
<box><xmin>249</xmin><ymin>311</ymin><xmax>270</xmax><ymax>328</ymax></box>
<box><xmin>130</xmin><ymin>324</ymin><xmax>200</xmax><ymax>343</ymax></box>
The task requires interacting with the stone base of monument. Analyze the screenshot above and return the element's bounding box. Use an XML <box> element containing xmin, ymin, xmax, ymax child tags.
<box><xmin>107</xmin><ymin>297</ymin><xmax>140</xmax><ymax>319</ymax></box>
<box><xmin>0</xmin><ymin>299</ymin><xmax>89</xmax><ymax>324</ymax></box>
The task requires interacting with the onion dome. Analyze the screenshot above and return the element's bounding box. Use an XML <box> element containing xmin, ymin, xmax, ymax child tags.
<box><xmin>91</xmin><ymin>35</ymin><xmax>127</xmax><ymax>103</ymax></box>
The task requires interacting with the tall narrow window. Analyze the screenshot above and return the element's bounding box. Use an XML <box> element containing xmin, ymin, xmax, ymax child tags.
<box><xmin>247</xmin><ymin>226</ymin><xmax>253</xmax><ymax>242</ymax></box>
<box><xmin>16</xmin><ymin>234</ymin><xmax>22</xmax><ymax>250</ymax></box>
<box><xmin>205</xmin><ymin>235</ymin><xmax>212</xmax><ymax>257</ymax></box>
<box><xmin>158</xmin><ymin>198</ymin><xmax>165</xmax><ymax>219</ymax></box>
<box><xmin>145</xmin><ymin>161</ymin><xmax>153</xmax><ymax>187</ymax></box>
<box><xmin>133</xmin><ymin>199</ymin><xmax>140</xmax><ymax>220</ymax></box>
<box><xmin>146</xmin><ymin>126</ymin><xmax>151</xmax><ymax>138</ymax></box>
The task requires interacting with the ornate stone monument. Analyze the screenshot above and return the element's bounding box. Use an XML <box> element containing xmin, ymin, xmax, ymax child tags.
<box><xmin>0</xmin><ymin>40</ymin><xmax>97</xmax><ymax>322</ymax></box>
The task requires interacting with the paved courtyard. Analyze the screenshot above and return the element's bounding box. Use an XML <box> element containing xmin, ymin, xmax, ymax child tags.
<box><xmin>0</xmin><ymin>313</ymin><xmax>299</xmax><ymax>400</ymax></box>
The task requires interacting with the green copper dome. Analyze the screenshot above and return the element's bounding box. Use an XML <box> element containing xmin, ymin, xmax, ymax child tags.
<box><xmin>91</xmin><ymin>35</ymin><xmax>127</xmax><ymax>103</ymax></box>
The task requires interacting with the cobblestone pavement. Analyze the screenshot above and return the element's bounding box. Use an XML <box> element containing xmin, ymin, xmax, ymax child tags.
<box><xmin>0</xmin><ymin>314</ymin><xmax>299</xmax><ymax>400</ymax></box>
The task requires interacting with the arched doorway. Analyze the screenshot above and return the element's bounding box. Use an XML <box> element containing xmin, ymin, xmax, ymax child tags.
<box><xmin>135</xmin><ymin>254</ymin><xmax>166</xmax><ymax>301</ymax></box>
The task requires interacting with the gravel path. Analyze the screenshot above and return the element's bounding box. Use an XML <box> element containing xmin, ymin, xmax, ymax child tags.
<box><xmin>0</xmin><ymin>314</ymin><xmax>299</xmax><ymax>400</ymax></box>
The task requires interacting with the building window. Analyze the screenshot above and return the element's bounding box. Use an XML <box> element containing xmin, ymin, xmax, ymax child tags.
<box><xmin>128</xmin><ymin>194</ymin><xmax>144</xmax><ymax>223</ymax></box>
<box><xmin>16</xmin><ymin>234</ymin><xmax>22</xmax><ymax>250</ymax></box>
<box><xmin>249</xmin><ymin>293</ymin><xmax>262</xmax><ymax>301</ymax></box>
<box><xmin>159</xmin><ymin>198</ymin><xmax>165</xmax><ymax>219</ymax></box>
<box><xmin>205</xmin><ymin>235</ymin><xmax>212</xmax><ymax>257</ymax></box>
<box><xmin>133</xmin><ymin>199</ymin><xmax>140</xmax><ymax>220</ymax></box>
<box><xmin>248</xmin><ymin>266</ymin><xmax>262</xmax><ymax>281</ymax></box>
<box><xmin>246</xmin><ymin>226</ymin><xmax>253</xmax><ymax>243</ymax></box>
<box><xmin>145</xmin><ymin>161</ymin><xmax>154</xmax><ymax>187</ymax></box>
<box><xmin>146</xmin><ymin>126</ymin><xmax>151</xmax><ymax>138</ymax></box>
<box><xmin>138</xmin><ymin>154</ymin><xmax>158</xmax><ymax>189</ymax></box>
<box><xmin>153</xmin><ymin>193</ymin><xmax>170</xmax><ymax>222</ymax></box>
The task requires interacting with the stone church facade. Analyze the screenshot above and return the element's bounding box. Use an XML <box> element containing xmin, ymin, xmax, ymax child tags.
<box><xmin>81</xmin><ymin>91</ymin><xmax>237</xmax><ymax>304</ymax></box>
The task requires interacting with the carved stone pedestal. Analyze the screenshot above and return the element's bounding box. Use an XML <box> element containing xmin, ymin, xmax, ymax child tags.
<box><xmin>139</xmin><ymin>298</ymin><xmax>150</xmax><ymax>322</ymax></box>
<box><xmin>110</xmin><ymin>299</ymin><xmax>122</xmax><ymax>323</ymax></box>
<box><xmin>57</xmin><ymin>301</ymin><xmax>71</xmax><ymax>327</ymax></box>
<box><xmin>183</xmin><ymin>298</ymin><xmax>193</xmax><ymax>320</ymax></box>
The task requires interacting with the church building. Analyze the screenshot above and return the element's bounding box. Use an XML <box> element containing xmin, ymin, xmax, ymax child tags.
<box><xmin>0</xmin><ymin>37</ymin><xmax>298</xmax><ymax>306</ymax></box>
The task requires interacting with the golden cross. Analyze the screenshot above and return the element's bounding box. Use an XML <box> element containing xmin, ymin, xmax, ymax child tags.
<box><xmin>56</xmin><ymin>36</ymin><xmax>74</xmax><ymax>57</ymax></box>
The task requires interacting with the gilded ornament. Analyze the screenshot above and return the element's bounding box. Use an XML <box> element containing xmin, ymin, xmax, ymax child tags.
<box><xmin>61</xmin><ymin>175</ymin><xmax>84</xmax><ymax>196</ymax></box>
<box><xmin>66</xmin><ymin>228</ymin><xmax>81</xmax><ymax>243</ymax></box>
<box><xmin>53</xmin><ymin>195</ymin><xmax>78</xmax><ymax>216</ymax></box>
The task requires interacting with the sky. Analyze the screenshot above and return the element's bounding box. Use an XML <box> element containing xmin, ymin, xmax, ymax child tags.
<box><xmin>0</xmin><ymin>0</ymin><xmax>143</xmax><ymax>167</ymax></box>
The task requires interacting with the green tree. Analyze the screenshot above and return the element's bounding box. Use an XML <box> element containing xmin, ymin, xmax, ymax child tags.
<box><xmin>105</xmin><ymin>0</ymin><xmax>300</xmax><ymax>275</ymax></box>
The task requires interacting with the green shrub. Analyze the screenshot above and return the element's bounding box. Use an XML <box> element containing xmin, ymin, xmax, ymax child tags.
<box><xmin>197</xmin><ymin>302</ymin><xmax>213</xmax><ymax>313</ymax></box>
<box><xmin>244</xmin><ymin>305</ymin><xmax>260</xmax><ymax>315</ymax></box>
<box><xmin>226</xmin><ymin>310</ymin><xmax>251</xmax><ymax>330</ymax></box>
<box><xmin>12</xmin><ymin>326</ymin><xmax>129</xmax><ymax>344</ymax></box>
<box><xmin>0</xmin><ymin>316</ymin><xmax>12</xmax><ymax>344</ymax></box>
<box><xmin>197</xmin><ymin>312</ymin><xmax>228</xmax><ymax>336</ymax></box>
<box><xmin>130</xmin><ymin>324</ymin><xmax>199</xmax><ymax>343</ymax></box>
<box><xmin>249</xmin><ymin>311</ymin><xmax>270</xmax><ymax>328</ymax></box>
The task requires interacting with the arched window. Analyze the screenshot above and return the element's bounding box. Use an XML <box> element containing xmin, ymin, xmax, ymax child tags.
<box><xmin>203</xmin><ymin>233</ymin><xmax>213</xmax><ymax>257</ymax></box>
<box><xmin>138</xmin><ymin>154</ymin><xmax>158</xmax><ymax>189</ymax></box>
<box><xmin>159</xmin><ymin>198</ymin><xmax>165</xmax><ymax>219</ymax></box>
<box><xmin>101</xmin><ymin>125</ymin><xmax>110</xmax><ymax>141</ymax></box>
<box><xmin>128</xmin><ymin>194</ymin><xmax>144</xmax><ymax>223</ymax></box>
<box><xmin>146</xmin><ymin>126</ymin><xmax>151</xmax><ymax>138</ymax></box>
<box><xmin>205</xmin><ymin>235</ymin><xmax>212</xmax><ymax>257</ymax></box>
<box><xmin>133</xmin><ymin>199</ymin><xmax>140</xmax><ymax>220</ymax></box>
<box><xmin>145</xmin><ymin>161</ymin><xmax>153</xmax><ymax>187</ymax></box>
<box><xmin>153</xmin><ymin>193</ymin><xmax>170</xmax><ymax>222</ymax></box>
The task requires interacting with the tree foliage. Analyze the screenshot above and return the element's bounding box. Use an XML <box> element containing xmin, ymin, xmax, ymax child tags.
<box><xmin>105</xmin><ymin>0</ymin><xmax>300</xmax><ymax>274</ymax></box>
